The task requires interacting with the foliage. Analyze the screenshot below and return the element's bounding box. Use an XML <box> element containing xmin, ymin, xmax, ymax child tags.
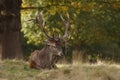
<box><xmin>21</xmin><ymin>0</ymin><xmax>120</xmax><ymax>62</ymax></box>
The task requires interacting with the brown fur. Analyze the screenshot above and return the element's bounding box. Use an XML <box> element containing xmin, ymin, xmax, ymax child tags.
<box><xmin>29</xmin><ymin>45</ymin><xmax>62</xmax><ymax>69</ymax></box>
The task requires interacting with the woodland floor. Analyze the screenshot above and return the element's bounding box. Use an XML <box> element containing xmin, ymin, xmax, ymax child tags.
<box><xmin>0</xmin><ymin>60</ymin><xmax>120</xmax><ymax>80</ymax></box>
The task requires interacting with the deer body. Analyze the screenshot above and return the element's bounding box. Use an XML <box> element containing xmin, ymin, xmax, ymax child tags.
<box><xmin>29</xmin><ymin>13</ymin><xmax>70</xmax><ymax>69</ymax></box>
<box><xmin>30</xmin><ymin>40</ymin><xmax>63</xmax><ymax>69</ymax></box>
<box><xmin>30</xmin><ymin>49</ymin><xmax>52</xmax><ymax>69</ymax></box>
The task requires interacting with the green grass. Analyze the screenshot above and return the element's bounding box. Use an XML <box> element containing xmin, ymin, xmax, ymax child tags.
<box><xmin>0</xmin><ymin>60</ymin><xmax>120</xmax><ymax>80</ymax></box>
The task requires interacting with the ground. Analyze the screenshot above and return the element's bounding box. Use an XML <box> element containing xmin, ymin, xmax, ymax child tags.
<box><xmin>0</xmin><ymin>60</ymin><xmax>120</xmax><ymax>80</ymax></box>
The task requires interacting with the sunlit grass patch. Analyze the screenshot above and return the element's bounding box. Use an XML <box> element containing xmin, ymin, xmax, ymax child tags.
<box><xmin>0</xmin><ymin>60</ymin><xmax>40</xmax><ymax>80</ymax></box>
<box><xmin>0</xmin><ymin>60</ymin><xmax>120</xmax><ymax>80</ymax></box>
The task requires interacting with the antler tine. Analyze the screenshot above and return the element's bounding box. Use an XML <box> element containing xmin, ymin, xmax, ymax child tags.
<box><xmin>60</xmin><ymin>13</ymin><xmax>70</xmax><ymax>39</ymax></box>
<box><xmin>36</xmin><ymin>14</ymin><xmax>51</xmax><ymax>39</ymax></box>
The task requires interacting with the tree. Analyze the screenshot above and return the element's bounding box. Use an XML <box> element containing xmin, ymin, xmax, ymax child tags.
<box><xmin>0</xmin><ymin>0</ymin><xmax>23</xmax><ymax>60</ymax></box>
<box><xmin>21</xmin><ymin>0</ymin><xmax>120</xmax><ymax>62</ymax></box>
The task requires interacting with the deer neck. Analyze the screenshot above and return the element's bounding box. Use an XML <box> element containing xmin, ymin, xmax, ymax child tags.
<box><xmin>44</xmin><ymin>46</ymin><xmax>54</xmax><ymax>62</ymax></box>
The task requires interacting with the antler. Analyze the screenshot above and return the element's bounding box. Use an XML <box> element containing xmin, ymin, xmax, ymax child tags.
<box><xmin>60</xmin><ymin>13</ymin><xmax>70</xmax><ymax>39</ymax></box>
<box><xmin>35</xmin><ymin>14</ymin><xmax>52</xmax><ymax>39</ymax></box>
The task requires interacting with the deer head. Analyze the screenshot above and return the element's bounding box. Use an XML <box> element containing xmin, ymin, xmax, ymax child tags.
<box><xmin>35</xmin><ymin>13</ymin><xmax>70</xmax><ymax>56</ymax></box>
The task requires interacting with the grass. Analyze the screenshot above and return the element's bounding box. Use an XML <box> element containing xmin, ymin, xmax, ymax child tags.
<box><xmin>0</xmin><ymin>60</ymin><xmax>120</xmax><ymax>80</ymax></box>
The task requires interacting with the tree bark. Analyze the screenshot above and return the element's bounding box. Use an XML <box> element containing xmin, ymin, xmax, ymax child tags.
<box><xmin>0</xmin><ymin>34</ymin><xmax>1</xmax><ymax>59</ymax></box>
<box><xmin>0</xmin><ymin>0</ymin><xmax>23</xmax><ymax>60</ymax></box>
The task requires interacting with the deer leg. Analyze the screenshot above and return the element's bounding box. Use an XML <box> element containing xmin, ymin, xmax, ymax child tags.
<box><xmin>51</xmin><ymin>56</ymin><xmax>59</xmax><ymax>69</ymax></box>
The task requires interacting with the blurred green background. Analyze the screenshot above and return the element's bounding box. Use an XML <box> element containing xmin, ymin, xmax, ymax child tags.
<box><xmin>21</xmin><ymin>0</ymin><xmax>120</xmax><ymax>63</ymax></box>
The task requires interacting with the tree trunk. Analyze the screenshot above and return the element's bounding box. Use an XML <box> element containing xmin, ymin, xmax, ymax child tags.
<box><xmin>0</xmin><ymin>0</ymin><xmax>23</xmax><ymax>60</ymax></box>
<box><xmin>0</xmin><ymin>34</ymin><xmax>1</xmax><ymax>59</ymax></box>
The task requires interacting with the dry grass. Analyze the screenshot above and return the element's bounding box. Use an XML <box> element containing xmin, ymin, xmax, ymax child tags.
<box><xmin>0</xmin><ymin>60</ymin><xmax>120</xmax><ymax>80</ymax></box>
